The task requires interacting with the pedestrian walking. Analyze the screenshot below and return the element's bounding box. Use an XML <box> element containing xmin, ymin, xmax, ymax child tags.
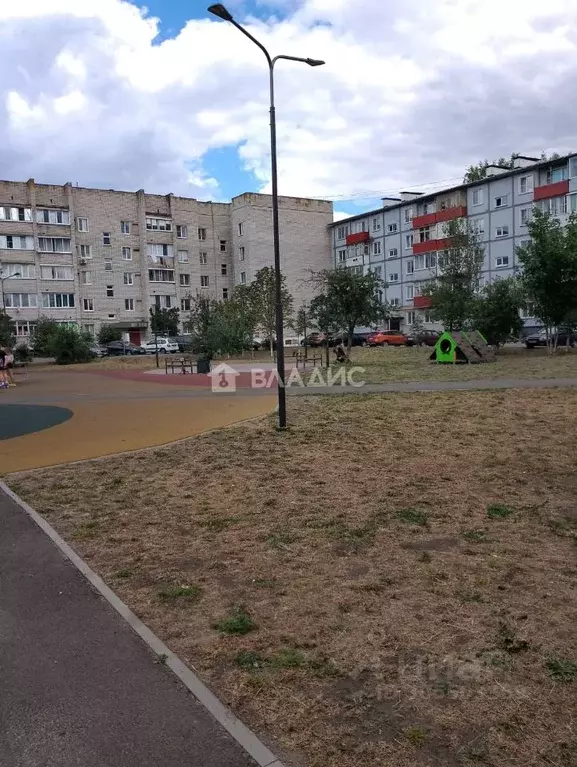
<box><xmin>5</xmin><ymin>347</ymin><xmax>15</xmax><ymax>387</ymax></box>
<box><xmin>0</xmin><ymin>348</ymin><xmax>8</xmax><ymax>389</ymax></box>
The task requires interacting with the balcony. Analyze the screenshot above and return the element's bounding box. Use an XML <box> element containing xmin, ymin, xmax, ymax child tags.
<box><xmin>412</xmin><ymin>237</ymin><xmax>452</xmax><ymax>254</ymax></box>
<box><xmin>533</xmin><ymin>180</ymin><xmax>570</xmax><ymax>201</ymax></box>
<box><xmin>413</xmin><ymin>295</ymin><xmax>432</xmax><ymax>309</ymax></box>
<box><xmin>346</xmin><ymin>231</ymin><xmax>370</xmax><ymax>246</ymax></box>
<box><xmin>412</xmin><ymin>212</ymin><xmax>437</xmax><ymax>229</ymax></box>
<box><xmin>413</xmin><ymin>205</ymin><xmax>467</xmax><ymax>229</ymax></box>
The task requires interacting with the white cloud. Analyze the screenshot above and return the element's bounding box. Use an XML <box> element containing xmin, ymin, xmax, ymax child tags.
<box><xmin>0</xmin><ymin>0</ymin><xmax>576</xmax><ymax>202</ymax></box>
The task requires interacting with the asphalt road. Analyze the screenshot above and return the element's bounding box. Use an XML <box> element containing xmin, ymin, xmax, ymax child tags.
<box><xmin>0</xmin><ymin>490</ymin><xmax>258</xmax><ymax>767</ymax></box>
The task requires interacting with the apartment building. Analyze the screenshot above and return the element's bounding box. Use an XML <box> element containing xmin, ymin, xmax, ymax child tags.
<box><xmin>330</xmin><ymin>153</ymin><xmax>577</xmax><ymax>332</ymax></box>
<box><xmin>0</xmin><ymin>180</ymin><xmax>333</xmax><ymax>345</ymax></box>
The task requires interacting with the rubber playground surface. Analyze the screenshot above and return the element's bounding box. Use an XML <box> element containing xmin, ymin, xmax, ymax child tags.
<box><xmin>0</xmin><ymin>367</ymin><xmax>276</xmax><ymax>474</ymax></box>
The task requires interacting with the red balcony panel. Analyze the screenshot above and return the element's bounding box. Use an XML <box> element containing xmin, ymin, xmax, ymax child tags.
<box><xmin>412</xmin><ymin>212</ymin><xmax>437</xmax><ymax>229</ymax></box>
<box><xmin>533</xmin><ymin>180</ymin><xmax>569</xmax><ymax>201</ymax></box>
<box><xmin>346</xmin><ymin>231</ymin><xmax>370</xmax><ymax>246</ymax></box>
<box><xmin>435</xmin><ymin>205</ymin><xmax>467</xmax><ymax>223</ymax></box>
<box><xmin>412</xmin><ymin>239</ymin><xmax>433</xmax><ymax>254</ymax></box>
<box><xmin>413</xmin><ymin>296</ymin><xmax>432</xmax><ymax>309</ymax></box>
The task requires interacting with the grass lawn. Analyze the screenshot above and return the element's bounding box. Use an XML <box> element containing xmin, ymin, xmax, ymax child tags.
<box><xmin>330</xmin><ymin>345</ymin><xmax>577</xmax><ymax>384</ymax></box>
<box><xmin>8</xmin><ymin>390</ymin><xmax>577</xmax><ymax>767</ymax></box>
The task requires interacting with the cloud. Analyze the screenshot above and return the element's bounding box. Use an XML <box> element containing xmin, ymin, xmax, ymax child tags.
<box><xmin>0</xmin><ymin>0</ymin><xmax>576</xmax><ymax>202</ymax></box>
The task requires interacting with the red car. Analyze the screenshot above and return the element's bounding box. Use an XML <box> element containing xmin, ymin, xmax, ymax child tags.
<box><xmin>367</xmin><ymin>330</ymin><xmax>408</xmax><ymax>346</ymax></box>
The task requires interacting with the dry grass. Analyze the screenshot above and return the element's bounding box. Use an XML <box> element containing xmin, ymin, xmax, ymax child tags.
<box><xmin>332</xmin><ymin>344</ymin><xmax>577</xmax><ymax>384</ymax></box>
<box><xmin>8</xmin><ymin>390</ymin><xmax>577</xmax><ymax>767</ymax></box>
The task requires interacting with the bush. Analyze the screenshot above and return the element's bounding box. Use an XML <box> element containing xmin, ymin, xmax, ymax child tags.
<box><xmin>14</xmin><ymin>346</ymin><xmax>32</xmax><ymax>362</ymax></box>
<box><xmin>52</xmin><ymin>326</ymin><xmax>94</xmax><ymax>365</ymax></box>
<box><xmin>32</xmin><ymin>317</ymin><xmax>60</xmax><ymax>356</ymax></box>
<box><xmin>97</xmin><ymin>324</ymin><xmax>122</xmax><ymax>345</ymax></box>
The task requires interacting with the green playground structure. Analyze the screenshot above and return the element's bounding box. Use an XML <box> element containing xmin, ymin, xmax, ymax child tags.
<box><xmin>430</xmin><ymin>330</ymin><xmax>496</xmax><ymax>364</ymax></box>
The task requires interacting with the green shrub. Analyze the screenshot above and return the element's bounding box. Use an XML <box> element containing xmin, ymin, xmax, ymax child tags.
<box><xmin>52</xmin><ymin>325</ymin><xmax>94</xmax><ymax>365</ymax></box>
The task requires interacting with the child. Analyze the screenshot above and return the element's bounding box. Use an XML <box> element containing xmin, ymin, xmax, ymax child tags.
<box><xmin>0</xmin><ymin>348</ymin><xmax>7</xmax><ymax>389</ymax></box>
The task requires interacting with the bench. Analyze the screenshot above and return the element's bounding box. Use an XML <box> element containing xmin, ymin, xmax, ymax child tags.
<box><xmin>292</xmin><ymin>349</ymin><xmax>323</xmax><ymax>369</ymax></box>
<box><xmin>165</xmin><ymin>356</ymin><xmax>196</xmax><ymax>375</ymax></box>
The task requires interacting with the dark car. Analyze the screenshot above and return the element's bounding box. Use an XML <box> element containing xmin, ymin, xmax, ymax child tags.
<box><xmin>329</xmin><ymin>333</ymin><xmax>369</xmax><ymax>347</ymax></box>
<box><xmin>525</xmin><ymin>328</ymin><xmax>576</xmax><ymax>349</ymax></box>
<box><xmin>406</xmin><ymin>330</ymin><xmax>441</xmax><ymax>347</ymax></box>
<box><xmin>106</xmin><ymin>340</ymin><xmax>147</xmax><ymax>356</ymax></box>
<box><xmin>301</xmin><ymin>332</ymin><xmax>327</xmax><ymax>347</ymax></box>
<box><xmin>174</xmin><ymin>334</ymin><xmax>193</xmax><ymax>352</ymax></box>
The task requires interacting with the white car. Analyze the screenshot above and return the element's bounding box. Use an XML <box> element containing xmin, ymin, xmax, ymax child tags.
<box><xmin>141</xmin><ymin>337</ymin><xmax>180</xmax><ymax>354</ymax></box>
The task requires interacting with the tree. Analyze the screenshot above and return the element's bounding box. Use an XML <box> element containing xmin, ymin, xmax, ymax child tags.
<box><xmin>0</xmin><ymin>310</ymin><xmax>13</xmax><ymax>348</ymax></box>
<box><xmin>291</xmin><ymin>304</ymin><xmax>315</xmax><ymax>358</ymax></box>
<box><xmin>32</xmin><ymin>317</ymin><xmax>60</xmax><ymax>356</ymax></box>
<box><xmin>186</xmin><ymin>294</ymin><xmax>254</xmax><ymax>360</ymax></box>
<box><xmin>463</xmin><ymin>153</ymin><xmax>519</xmax><ymax>183</ymax></box>
<box><xmin>516</xmin><ymin>209</ymin><xmax>577</xmax><ymax>352</ymax></box>
<box><xmin>150</xmin><ymin>306</ymin><xmax>180</xmax><ymax>336</ymax></box>
<box><xmin>51</xmin><ymin>325</ymin><xmax>93</xmax><ymax>365</ymax></box>
<box><xmin>421</xmin><ymin>217</ymin><xmax>485</xmax><ymax>331</ymax></box>
<box><xmin>245</xmin><ymin>267</ymin><xmax>293</xmax><ymax>357</ymax></box>
<box><xmin>309</xmin><ymin>293</ymin><xmax>339</xmax><ymax>368</ymax></box>
<box><xmin>310</xmin><ymin>267</ymin><xmax>387</xmax><ymax>353</ymax></box>
<box><xmin>97</xmin><ymin>324</ymin><xmax>122</xmax><ymax>345</ymax></box>
<box><xmin>473</xmin><ymin>277</ymin><xmax>525</xmax><ymax>346</ymax></box>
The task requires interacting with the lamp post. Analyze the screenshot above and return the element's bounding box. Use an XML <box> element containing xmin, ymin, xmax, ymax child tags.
<box><xmin>0</xmin><ymin>271</ymin><xmax>21</xmax><ymax>310</ymax></box>
<box><xmin>207</xmin><ymin>4</ymin><xmax>324</xmax><ymax>428</ymax></box>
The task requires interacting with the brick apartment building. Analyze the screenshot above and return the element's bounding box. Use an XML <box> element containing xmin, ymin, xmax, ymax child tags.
<box><xmin>0</xmin><ymin>180</ymin><xmax>333</xmax><ymax>345</ymax></box>
<box><xmin>330</xmin><ymin>152</ymin><xmax>577</xmax><ymax>333</ymax></box>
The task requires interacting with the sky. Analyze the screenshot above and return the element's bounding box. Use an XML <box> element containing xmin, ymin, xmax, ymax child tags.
<box><xmin>1</xmin><ymin>0</ymin><xmax>576</xmax><ymax>219</ymax></box>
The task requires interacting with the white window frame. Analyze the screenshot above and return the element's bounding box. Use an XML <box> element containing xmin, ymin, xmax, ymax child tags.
<box><xmin>181</xmin><ymin>298</ymin><xmax>191</xmax><ymax>311</ymax></box>
<box><xmin>221</xmin><ymin>264</ymin><xmax>227</xmax><ymax>276</ymax></box>
<box><xmin>390</xmin><ymin>297</ymin><xmax>400</xmax><ymax>307</ymax></box>
<box><xmin>406</xmin><ymin>260</ymin><xmax>414</xmax><ymax>274</ymax></box>
<box><xmin>222</xmin><ymin>288</ymin><xmax>229</xmax><ymax>300</ymax></box>
<box><xmin>238</xmin><ymin>222</ymin><xmax>244</xmax><ymax>236</ymax></box>
<box><xmin>518</xmin><ymin>175</ymin><xmax>534</xmax><ymax>195</ymax></box>
<box><xmin>148</xmin><ymin>269</ymin><xmax>175</xmax><ymax>283</ymax></box>
<box><xmin>106</xmin><ymin>286</ymin><xmax>114</xmax><ymax>297</ymax></box>
<box><xmin>83</xmin><ymin>298</ymin><xmax>94</xmax><ymax>312</ymax></box>
<box><xmin>42</xmin><ymin>293</ymin><xmax>75</xmax><ymax>309</ymax></box>
<box><xmin>176</xmin><ymin>225</ymin><xmax>187</xmax><ymax>239</ymax></box>
<box><xmin>239</xmin><ymin>247</ymin><xmax>245</xmax><ymax>261</ymax></box>
<box><xmin>40</xmin><ymin>265</ymin><xmax>74</xmax><ymax>281</ymax></box>
<box><xmin>472</xmin><ymin>189</ymin><xmax>483</xmax><ymax>206</ymax></box>
<box><xmin>0</xmin><ymin>234</ymin><xmax>34</xmax><ymax>250</ymax></box>
<box><xmin>77</xmin><ymin>217</ymin><xmax>89</xmax><ymax>232</ymax></box>
<box><xmin>200</xmin><ymin>275</ymin><xmax>209</xmax><ymax>288</ymax></box>
<box><xmin>122</xmin><ymin>247</ymin><xmax>132</xmax><ymax>261</ymax></box>
<box><xmin>81</xmin><ymin>271</ymin><xmax>92</xmax><ymax>285</ymax></box>
<box><xmin>388</xmin><ymin>248</ymin><xmax>398</xmax><ymax>258</ymax></box>
<box><xmin>240</xmin><ymin>272</ymin><xmax>246</xmax><ymax>285</ymax></box>
<box><xmin>123</xmin><ymin>273</ymin><xmax>134</xmax><ymax>286</ymax></box>
<box><xmin>124</xmin><ymin>298</ymin><xmax>135</xmax><ymax>312</ymax></box>
<box><xmin>178</xmin><ymin>250</ymin><xmax>189</xmax><ymax>263</ymax></box>
<box><xmin>388</xmin><ymin>272</ymin><xmax>399</xmax><ymax>283</ymax></box>
<box><xmin>179</xmin><ymin>274</ymin><xmax>190</xmax><ymax>287</ymax></box>
<box><xmin>36</xmin><ymin>209</ymin><xmax>70</xmax><ymax>225</ymax></box>
<box><xmin>146</xmin><ymin>217</ymin><xmax>172</xmax><ymax>232</ymax></box>
<box><xmin>5</xmin><ymin>292</ymin><xmax>38</xmax><ymax>309</ymax></box>
<box><xmin>407</xmin><ymin>310</ymin><xmax>416</xmax><ymax>325</ymax></box>
<box><xmin>405</xmin><ymin>234</ymin><xmax>413</xmax><ymax>249</ymax></box>
<box><xmin>520</xmin><ymin>208</ymin><xmax>531</xmax><ymax>226</ymax></box>
<box><xmin>404</xmin><ymin>207</ymin><xmax>413</xmax><ymax>223</ymax></box>
<box><xmin>102</xmin><ymin>232</ymin><xmax>111</xmax><ymax>246</ymax></box>
<box><xmin>121</xmin><ymin>221</ymin><xmax>131</xmax><ymax>235</ymax></box>
<box><xmin>495</xmin><ymin>255</ymin><xmax>510</xmax><ymax>268</ymax></box>
<box><xmin>472</xmin><ymin>218</ymin><xmax>485</xmax><ymax>235</ymax></box>
<box><xmin>387</xmin><ymin>223</ymin><xmax>398</xmax><ymax>234</ymax></box>
<box><xmin>104</xmin><ymin>258</ymin><xmax>113</xmax><ymax>272</ymax></box>
<box><xmin>372</xmin><ymin>217</ymin><xmax>381</xmax><ymax>232</ymax></box>
<box><xmin>406</xmin><ymin>285</ymin><xmax>414</xmax><ymax>300</ymax></box>
<box><xmin>372</xmin><ymin>241</ymin><xmax>382</xmax><ymax>256</ymax></box>
<box><xmin>495</xmin><ymin>226</ymin><xmax>509</xmax><ymax>238</ymax></box>
<box><xmin>494</xmin><ymin>195</ymin><xmax>508</xmax><ymax>209</ymax></box>
<box><xmin>199</xmin><ymin>252</ymin><xmax>207</xmax><ymax>265</ymax></box>
<box><xmin>38</xmin><ymin>237</ymin><xmax>71</xmax><ymax>254</ymax></box>
<box><xmin>337</xmin><ymin>249</ymin><xmax>346</xmax><ymax>264</ymax></box>
<box><xmin>198</xmin><ymin>228</ymin><xmax>207</xmax><ymax>241</ymax></box>
<box><xmin>79</xmin><ymin>244</ymin><xmax>92</xmax><ymax>259</ymax></box>
<box><xmin>2</xmin><ymin>263</ymin><xmax>35</xmax><ymax>279</ymax></box>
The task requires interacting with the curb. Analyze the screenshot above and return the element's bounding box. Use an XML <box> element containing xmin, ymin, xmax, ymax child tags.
<box><xmin>0</xmin><ymin>481</ymin><xmax>284</xmax><ymax>767</ymax></box>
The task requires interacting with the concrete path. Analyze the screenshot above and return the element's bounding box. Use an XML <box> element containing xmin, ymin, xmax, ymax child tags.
<box><xmin>0</xmin><ymin>489</ymin><xmax>263</xmax><ymax>767</ymax></box>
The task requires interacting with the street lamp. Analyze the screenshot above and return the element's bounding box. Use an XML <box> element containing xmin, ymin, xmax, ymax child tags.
<box><xmin>207</xmin><ymin>4</ymin><xmax>325</xmax><ymax>429</ymax></box>
<box><xmin>0</xmin><ymin>271</ymin><xmax>21</xmax><ymax>309</ymax></box>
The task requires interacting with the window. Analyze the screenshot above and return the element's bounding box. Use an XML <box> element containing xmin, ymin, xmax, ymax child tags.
<box><xmin>472</xmin><ymin>189</ymin><xmax>483</xmax><ymax>206</ymax></box>
<box><xmin>240</xmin><ymin>272</ymin><xmax>246</xmax><ymax>285</ymax></box>
<box><xmin>547</xmin><ymin>167</ymin><xmax>568</xmax><ymax>184</ymax></box>
<box><xmin>103</xmin><ymin>232</ymin><xmax>111</xmax><ymax>245</ymax></box>
<box><xmin>41</xmin><ymin>293</ymin><xmax>75</xmax><ymax>308</ymax></box>
<box><xmin>220</xmin><ymin>240</ymin><xmax>227</xmax><ymax>252</ymax></box>
<box><xmin>540</xmin><ymin>196</ymin><xmax>568</xmax><ymax>216</ymax></box>
<box><xmin>414</xmin><ymin>253</ymin><xmax>436</xmax><ymax>270</ymax></box>
<box><xmin>404</xmin><ymin>207</ymin><xmax>413</xmax><ymax>223</ymax></box>
<box><xmin>176</xmin><ymin>225</ymin><xmax>187</xmax><ymax>239</ymax></box>
<box><xmin>423</xmin><ymin>310</ymin><xmax>433</xmax><ymax>323</ymax></box>
<box><xmin>495</xmin><ymin>226</ymin><xmax>509</xmax><ymax>238</ymax></box>
<box><xmin>519</xmin><ymin>175</ymin><xmax>534</xmax><ymax>194</ymax></box>
<box><xmin>81</xmin><ymin>271</ymin><xmax>92</xmax><ymax>285</ymax></box>
<box><xmin>407</xmin><ymin>310</ymin><xmax>416</xmax><ymax>325</ymax></box>
<box><xmin>104</xmin><ymin>258</ymin><xmax>113</xmax><ymax>271</ymax></box>
<box><xmin>406</xmin><ymin>260</ymin><xmax>414</xmax><ymax>274</ymax></box>
<box><xmin>36</xmin><ymin>209</ymin><xmax>70</xmax><ymax>225</ymax></box>
<box><xmin>519</xmin><ymin>239</ymin><xmax>531</xmax><ymax>249</ymax></box>
<box><xmin>494</xmin><ymin>195</ymin><xmax>508</xmax><ymax>208</ymax></box>
<box><xmin>200</xmin><ymin>275</ymin><xmax>209</xmax><ymax>288</ymax></box>
<box><xmin>418</xmin><ymin>226</ymin><xmax>431</xmax><ymax>243</ymax></box>
<box><xmin>147</xmin><ymin>243</ymin><xmax>173</xmax><ymax>259</ymax></box>
<box><xmin>471</xmin><ymin>218</ymin><xmax>485</xmax><ymax>235</ymax></box>
<box><xmin>106</xmin><ymin>286</ymin><xmax>114</xmax><ymax>297</ymax></box>
<box><xmin>181</xmin><ymin>298</ymin><xmax>191</xmax><ymax>311</ymax></box>
<box><xmin>222</xmin><ymin>288</ymin><xmax>229</xmax><ymax>300</ymax></box>
<box><xmin>77</xmin><ymin>217</ymin><xmax>89</xmax><ymax>232</ymax></box>
<box><xmin>406</xmin><ymin>285</ymin><xmax>414</xmax><ymax>300</ymax></box>
<box><xmin>387</xmin><ymin>223</ymin><xmax>398</xmax><ymax>234</ymax></box>
<box><xmin>388</xmin><ymin>272</ymin><xmax>399</xmax><ymax>282</ymax></box>
<box><xmin>337</xmin><ymin>249</ymin><xmax>346</xmax><ymax>264</ymax></box>
<box><xmin>389</xmin><ymin>297</ymin><xmax>400</xmax><ymax>308</ymax></box>
<box><xmin>239</xmin><ymin>247</ymin><xmax>245</xmax><ymax>261</ymax></box>
<box><xmin>405</xmin><ymin>234</ymin><xmax>413</xmax><ymax>249</ymax></box>
<box><xmin>238</xmin><ymin>222</ymin><xmax>244</xmax><ymax>236</ymax></box>
<box><xmin>372</xmin><ymin>241</ymin><xmax>382</xmax><ymax>256</ymax></box>
<box><xmin>388</xmin><ymin>248</ymin><xmax>398</xmax><ymax>258</ymax></box>
<box><xmin>495</xmin><ymin>255</ymin><xmax>510</xmax><ymax>268</ymax></box>
<box><xmin>199</xmin><ymin>252</ymin><xmax>207</xmax><ymax>265</ymax></box>
<box><xmin>148</xmin><ymin>269</ymin><xmax>175</xmax><ymax>283</ymax></box>
<box><xmin>124</xmin><ymin>298</ymin><xmax>135</xmax><ymax>311</ymax></box>
<box><xmin>123</xmin><ymin>273</ymin><xmax>134</xmax><ymax>286</ymax></box>
<box><xmin>107</xmin><ymin>313</ymin><xmax>116</xmax><ymax>320</ymax></box>
<box><xmin>37</xmin><ymin>237</ymin><xmax>71</xmax><ymax>253</ymax></box>
<box><xmin>154</xmin><ymin>295</ymin><xmax>172</xmax><ymax>309</ymax></box>
<box><xmin>336</xmin><ymin>225</ymin><xmax>349</xmax><ymax>240</ymax></box>
<box><xmin>40</xmin><ymin>265</ymin><xmax>74</xmax><ymax>280</ymax></box>
<box><xmin>570</xmin><ymin>157</ymin><xmax>577</xmax><ymax>178</ymax></box>
<box><xmin>350</xmin><ymin>265</ymin><xmax>363</xmax><ymax>275</ymax></box>
<box><xmin>179</xmin><ymin>274</ymin><xmax>190</xmax><ymax>287</ymax></box>
<box><xmin>79</xmin><ymin>244</ymin><xmax>92</xmax><ymax>259</ymax></box>
<box><xmin>2</xmin><ymin>263</ymin><xmax>35</xmax><ymax>279</ymax></box>
<box><xmin>4</xmin><ymin>293</ymin><xmax>38</xmax><ymax>308</ymax></box>
<box><xmin>372</xmin><ymin>217</ymin><xmax>381</xmax><ymax>232</ymax></box>
<box><xmin>82</xmin><ymin>324</ymin><xmax>95</xmax><ymax>336</ymax></box>
<box><xmin>83</xmin><ymin>298</ymin><xmax>94</xmax><ymax>312</ymax></box>
<box><xmin>0</xmin><ymin>206</ymin><xmax>32</xmax><ymax>222</ymax></box>
<box><xmin>178</xmin><ymin>250</ymin><xmax>189</xmax><ymax>263</ymax></box>
<box><xmin>121</xmin><ymin>221</ymin><xmax>131</xmax><ymax>235</ymax></box>
<box><xmin>146</xmin><ymin>217</ymin><xmax>172</xmax><ymax>232</ymax></box>
<box><xmin>122</xmin><ymin>247</ymin><xmax>132</xmax><ymax>261</ymax></box>
<box><xmin>520</xmin><ymin>207</ymin><xmax>531</xmax><ymax>226</ymax></box>
<box><xmin>198</xmin><ymin>228</ymin><xmax>207</xmax><ymax>240</ymax></box>
<box><xmin>221</xmin><ymin>264</ymin><xmax>227</xmax><ymax>276</ymax></box>
<box><xmin>373</xmin><ymin>266</ymin><xmax>382</xmax><ymax>278</ymax></box>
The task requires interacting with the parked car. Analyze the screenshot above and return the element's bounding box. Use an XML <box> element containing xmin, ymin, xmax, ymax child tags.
<box><xmin>525</xmin><ymin>328</ymin><xmax>576</xmax><ymax>349</ymax></box>
<box><xmin>252</xmin><ymin>336</ymin><xmax>266</xmax><ymax>350</ymax></box>
<box><xmin>329</xmin><ymin>333</ymin><xmax>369</xmax><ymax>347</ymax></box>
<box><xmin>141</xmin><ymin>337</ymin><xmax>180</xmax><ymax>354</ymax></box>
<box><xmin>406</xmin><ymin>330</ymin><xmax>441</xmax><ymax>347</ymax></box>
<box><xmin>367</xmin><ymin>330</ymin><xmax>408</xmax><ymax>346</ymax></box>
<box><xmin>106</xmin><ymin>340</ymin><xmax>147</xmax><ymax>356</ymax></box>
<box><xmin>174</xmin><ymin>334</ymin><xmax>193</xmax><ymax>352</ymax></box>
<box><xmin>301</xmin><ymin>332</ymin><xmax>327</xmax><ymax>347</ymax></box>
<box><xmin>90</xmin><ymin>344</ymin><xmax>108</xmax><ymax>358</ymax></box>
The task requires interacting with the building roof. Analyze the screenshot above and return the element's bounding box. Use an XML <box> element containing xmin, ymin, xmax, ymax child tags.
<box><xmin>329</xmin><ymin>152</ymin><xmax>575</xmax><ymax>228</ymax></box>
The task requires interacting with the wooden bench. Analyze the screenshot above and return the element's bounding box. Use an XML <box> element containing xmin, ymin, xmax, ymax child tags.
<box><xmin>164</xmin><ymin>356</ymin><xmax>196</xmax><ymax>375</ymax></box>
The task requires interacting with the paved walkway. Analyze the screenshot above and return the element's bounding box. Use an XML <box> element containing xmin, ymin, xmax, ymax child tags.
<box><xmin>0</xmin><ymin>489</ymin><xmax>262</xmax><ymax>767</ymax></box>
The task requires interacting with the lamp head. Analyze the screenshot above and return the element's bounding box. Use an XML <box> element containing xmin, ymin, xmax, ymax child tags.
<box><xmin>207</xmin><ymin>4</ymin><xmax>234</xmax><ymax>21</ymax></box>
<box><xmin>305</xmin><ymin>58</ymin><xmax>325</xmax><ymax>67</ymax></box>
